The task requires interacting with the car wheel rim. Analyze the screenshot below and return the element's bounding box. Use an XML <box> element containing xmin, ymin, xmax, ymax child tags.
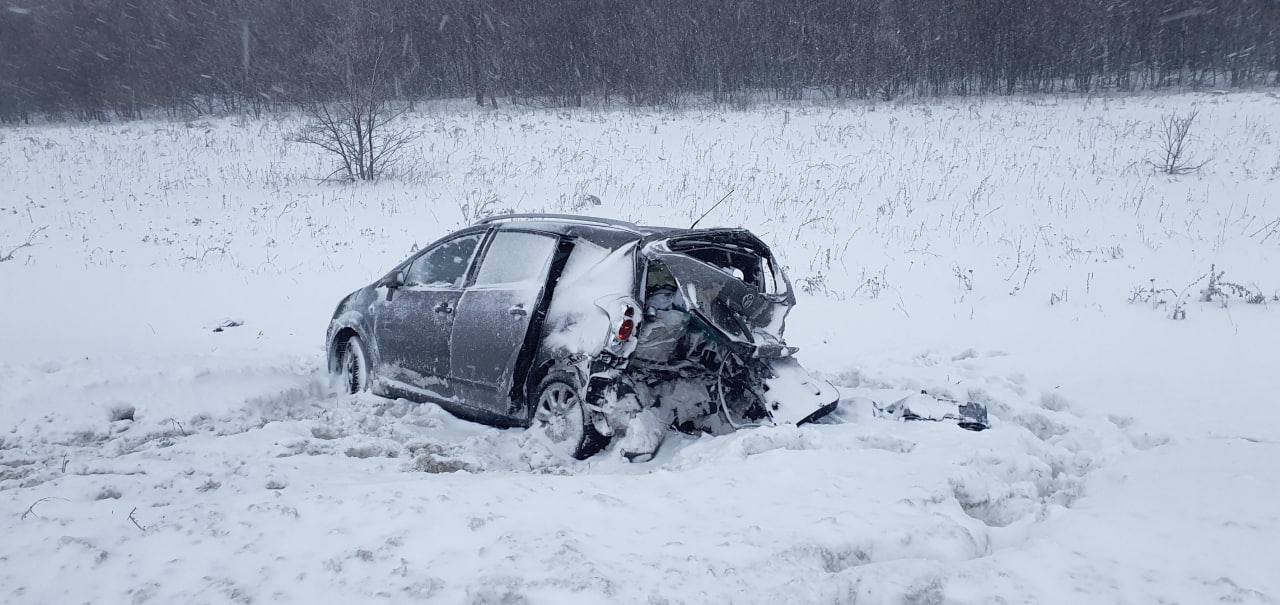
<box><xmin>535</xmin><ymin>383</ymin><xmax>584</xmax><ymax>451</ymax></box>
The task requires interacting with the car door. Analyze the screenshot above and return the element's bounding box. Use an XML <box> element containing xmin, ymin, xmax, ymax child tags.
<box><xmin>449</xmin><ymin>229</ymin><xmax>562</xmax><ymax>414</ymax></box>
<box><xmin>373</xmin><ymin>232</ymin><xmax>484</xmax><ymax>400</ymax></box>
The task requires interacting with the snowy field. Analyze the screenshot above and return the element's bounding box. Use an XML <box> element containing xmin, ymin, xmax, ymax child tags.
<box><xmin>2</xmin><ymin>91</ymin><xmax>1279</xmax><ymax>603</ymax></box>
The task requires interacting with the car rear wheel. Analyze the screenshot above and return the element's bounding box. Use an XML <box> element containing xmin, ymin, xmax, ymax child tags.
<box><xmin>338</xmin><ymin>335</ymin><xmax>371</xmax><ymax>395</ymax></box>
<box><xmin>533</xmin><ymin>372</ymin><xmax>608</xmax><ymax>460</ymax></box>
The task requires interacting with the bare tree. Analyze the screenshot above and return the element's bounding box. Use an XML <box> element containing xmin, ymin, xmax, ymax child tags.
<box><xmin>296</xmin><ymin>93</ymin><xmax>413</xmax><ymax>181</ymax></box>
<box><xmin>1152</xmin><ymin>110</ymin><xmax>1209</xmax><ymax>175</ymax></box>
<box><xmin>295</xmin><ymin>14</ymin><xmax>414</xmax><ymax>182</ymax></box>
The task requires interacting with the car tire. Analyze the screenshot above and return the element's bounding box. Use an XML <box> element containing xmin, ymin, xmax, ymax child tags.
<box><xmin>532</xmin><ymin>371</ymin><xmax>609</xmax><ymax>460</ymax></box>
<box><xmin>338</xmin><ymin>335</ymin><xmax>371</xmax><ymax>395</ymax></box>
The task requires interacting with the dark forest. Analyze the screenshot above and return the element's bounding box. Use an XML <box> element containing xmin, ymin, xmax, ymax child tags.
<box><xmin>2</xmin><ymin>0</ymin><xmax>1278</xmax><ymax>122</ymax></box>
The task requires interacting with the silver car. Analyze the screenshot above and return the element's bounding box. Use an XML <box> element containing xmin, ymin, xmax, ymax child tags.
<box><xmin>326</xmin><ymin>214</ymin><xmax>838</xmax><ymax>460</ymax></box>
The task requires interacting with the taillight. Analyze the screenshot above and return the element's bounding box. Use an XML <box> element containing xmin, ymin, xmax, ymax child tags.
<box><xmin>617</xmin><ymin>306</ymin><xmax>636</xmax><ymax>341</ymax></box>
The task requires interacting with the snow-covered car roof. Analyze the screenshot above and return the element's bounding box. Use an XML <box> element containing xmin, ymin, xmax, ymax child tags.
<box><xmin>478</xmin><ymin>214</ymin><xmax>761</xmax><ymax>252</ymax></box>
<box><xmin>481</xmin><ymin>215</ymin><xmax>664</xmax><ymax>248</ymax></box>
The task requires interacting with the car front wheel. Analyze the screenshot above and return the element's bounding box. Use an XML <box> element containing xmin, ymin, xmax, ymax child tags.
<box><xmin>338</xmin><ymin>335</ymin><xmax>371</xmax><ymax>395</ymax></box>
<box><xmin>532</xmin><ymin>371</ymin><xmax>608</xmax><ymax>460</ymax></box>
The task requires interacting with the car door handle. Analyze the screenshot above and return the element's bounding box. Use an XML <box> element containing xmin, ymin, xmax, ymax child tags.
<box><xmin>433</xmin><ymin>301</ymin><xmax>453</xmax><ymax>314</ymax></box>
<box><xmin>507</xmin><ymin>304</ymin><xmax>528</xmax><ymax>316</ymax></box>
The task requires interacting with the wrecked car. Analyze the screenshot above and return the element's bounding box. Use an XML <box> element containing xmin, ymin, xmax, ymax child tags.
<box><xmin>326</xmin><ymin>214</ymin><xmax>839</xmax><ymax>460</ymax></box>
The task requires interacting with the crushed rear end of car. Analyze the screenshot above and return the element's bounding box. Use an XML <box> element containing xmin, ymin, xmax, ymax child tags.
<box><xmin>540</xmin><ymin>226</ymin><xmax>838</xmax><ymax>460</ymax></box>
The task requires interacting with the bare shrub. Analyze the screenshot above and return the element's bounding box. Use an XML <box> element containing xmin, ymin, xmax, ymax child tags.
<box><xmin>852</xmin><ymin>267</ymin><xmax>889</xmax><ymax>299</ymax></box>
<box><xmin>294</xmin><ymin>12</ymin><xmax>414</xmax><ymax>182</ymax></box>
<box><xmin>0</xmin><ymin>226</ymin><xmax>47</xmax><ymax>263</ymax></box>
<box><xmin>1151</xmin><ymin>110</ymin><xmax>1208</xmax><ymax>175</ymax></box>
<box><xmin>1250</xmin><ymin>217</ymin><xmax>1279</xmax><ymax>244</ymax></box>
<box><xmin>20</xmin><ymin>497</ymin><xmax>69</xmax><ymax>520</ymax></box>
<box><xmin>1199</xmin><ymin>264</ymin><xmax>1266</xmax><ymax>306</ymax></box>
<box><xmin>297</xmin><ymin>94</ymin><xmax>412</xmax><ymax>182</ymax></box>
<box><xmin>1130</xmin><ymin>265</ymin><xmax>1270</xmax><ymax>319</ymax></box>
<box><xmin>1128</xmin><ymin>277</ymin><xmax>1189</xmax><ymax>320</ymax></box>
<box><xmin>796</xmin><ymin>273</ymin><xmax>828</xmax><ymax>296</ymax></box>
<box><xmin>458</xmin><ymin>194</ymin><xmax>513</xmax><ymax>224</ymax></box>
<box><xmin>953</xmin><ymin>266</ymin><xmax>974</xmax><ymax>292</ymax></box>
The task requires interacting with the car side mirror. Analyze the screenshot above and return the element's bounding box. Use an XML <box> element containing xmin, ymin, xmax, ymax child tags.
<box><xmin>382</xmin><ymin>270</ymin><xmax>406</xmax><ymax>289</ymax></box>
<box><xmin>380</xmin><ymin>271</ymin><xmax>406</xmax><ymax>301</ymax></box>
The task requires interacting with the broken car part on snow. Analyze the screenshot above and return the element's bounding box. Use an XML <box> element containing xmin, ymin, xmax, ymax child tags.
<box><xmin>873</xmin><ymin>391</ymin><xmax>990</xmax><ymax>432</ymax></box>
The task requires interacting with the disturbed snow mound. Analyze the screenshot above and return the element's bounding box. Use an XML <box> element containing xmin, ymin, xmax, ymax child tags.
<box><xmin>0</xmin><ymin>348</ymin><xmax>1149</xmax><ymax>603</ymax></box>
<box><xmin>0</xmin><ymin>360</ymin><xmax>576</xmax><ymax>488</ymax></box>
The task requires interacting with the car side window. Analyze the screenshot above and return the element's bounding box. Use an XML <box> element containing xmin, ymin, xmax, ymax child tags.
<box><xmin>472</xmin><ymin>231</ymin><xmax>558</xmax><ymax>287</ymax></box>
<box><xmin>405</xmin><ymin>234</ymin><xmax>482</xmax><ymax>288</ymax></box>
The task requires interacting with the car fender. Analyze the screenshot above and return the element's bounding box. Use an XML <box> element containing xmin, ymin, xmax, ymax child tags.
<box><xmin>326</xmin><ymin>290</ymin><xmax>378</xmax><ymax>373</ymax></box>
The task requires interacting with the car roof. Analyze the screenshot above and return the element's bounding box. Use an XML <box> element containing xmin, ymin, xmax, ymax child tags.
<box><xmin>475</xmin><ymin>213</ymin><xmax>765</xmax><ymax>254</ymax></box>
<box><xmin>480</xmin><ymin>214</ymin><xmax>690</xmax><ymax>249</ymax></box>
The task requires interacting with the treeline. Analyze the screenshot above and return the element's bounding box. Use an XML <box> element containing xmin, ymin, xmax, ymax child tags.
<box><xmin>2</xmin><ymin>0</ymin><xmax>1279</xmax><ymax>123</ymax></box>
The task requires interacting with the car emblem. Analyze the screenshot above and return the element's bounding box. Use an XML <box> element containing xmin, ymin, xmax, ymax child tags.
<box><xmin>742</xmin><ymin>293</ymin><xmax>757</xmax><ymax>308</ymax></box>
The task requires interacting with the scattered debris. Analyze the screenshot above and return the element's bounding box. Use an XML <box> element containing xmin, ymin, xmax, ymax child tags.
<box><xmin>107</xmin><ymin>404</ymin><xmax>136</xmax><ymax>422</ymax></box>
<box><xmin>873</xmin><ymin>391</ymin><xmax>990</xmax><ymax>431</ymax></box>
<box><xmin>212</xmin><ymin>319</ymin><xmax>245</xmax><ymax>333</ymax></box>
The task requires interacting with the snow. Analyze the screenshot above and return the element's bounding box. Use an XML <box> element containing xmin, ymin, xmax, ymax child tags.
<box><xmin>2</xmin><ymin>91</ymin><xmax>1279</xmax><ymax>603</ymax></box>
<box><xmin>542</xmin><ymin>240</ymin><xmax>637</xmax><ymax>355</ymax></box>
<box><xmin>469</xmin><ymin>230</ymin><xmax>558</xmax><ymax>287</ymax></box>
